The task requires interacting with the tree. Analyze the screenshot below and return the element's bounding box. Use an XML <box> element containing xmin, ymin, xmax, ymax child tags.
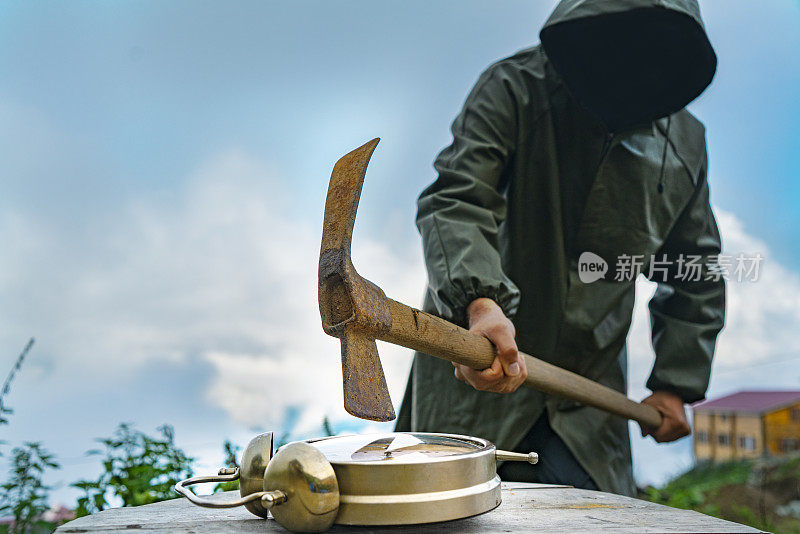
<box><xmin>72</xmin><ymin>423</ymin><xmax>194</xmax><ymax>517</ymax></box>
<box><xmin>0</xmin><ymin>442</ymin><xmax>59</xmax><ymax>533</ymax></box>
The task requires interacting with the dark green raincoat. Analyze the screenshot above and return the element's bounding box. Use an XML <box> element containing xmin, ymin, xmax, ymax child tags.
<box><xmin>396</xmin><ymin>0</ymin><xmax>725</xmax><ymax>496</ymax></box>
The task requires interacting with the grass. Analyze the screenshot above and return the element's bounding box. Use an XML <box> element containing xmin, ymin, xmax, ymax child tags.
<box><xmin>644</xmin><ymin>455</ymin><xmax>800</xmax><ymax>533</ymax></box>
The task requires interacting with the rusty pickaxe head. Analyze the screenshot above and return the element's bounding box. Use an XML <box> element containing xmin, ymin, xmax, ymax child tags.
<box><xmin>318</xmin><ymin>138</ymin><xmax>396</xmax><ymax>422</ymax></box>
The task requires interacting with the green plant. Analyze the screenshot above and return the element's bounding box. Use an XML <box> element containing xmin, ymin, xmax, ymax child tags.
<box><xmin>72</xmin><ymin>423</ymin><xmax>194</xmax><ymax>517</ymax></box>
<box><xmin>775</xmin><ymin>456</ymin><xmax>800</xmax><ymax>479</ymax></box>
<box><xmin>322</xmin><ymin>416</ymin><xmax>335</xmax><ymax>437</ymax></box>
<box><xmin>1</xmin><ymin>339</ymin><xmax>35</xmax><ymax>442</ymax></box>
<box><xmin>0</xmin><ymin>403</ymin><xmax>11</xmax><ymax>429</ymax></box>
<box><xmin>644</xmin><ymin>458</ymin><xmax>800</xmax><ymax>532</ymax></box>
<box><xmin>646</xmin><ymin>460</ymin><xmax>752</xmax><ymax>511</ymax></box>
<box><xmin>213</xmin><ymin>440</ymin><xmax>241</xmax><ymax>493</ymax></box>
<box><xmin>0</xmin><ymin>442</ymin><xmax>59</xmax><ymax>533</ymax></box>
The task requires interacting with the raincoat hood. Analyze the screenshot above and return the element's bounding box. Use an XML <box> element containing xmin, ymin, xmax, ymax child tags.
<box><xmin>540</xmin><ymin>0</ymin><xmax>717</xmax><ymax>131</ymax></box>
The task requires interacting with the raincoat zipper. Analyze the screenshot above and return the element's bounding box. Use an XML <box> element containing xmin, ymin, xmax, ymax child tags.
<box><xmin>564</xmin><ymin>131</ymin><xmax>614</xmax><ymax>293</ymax></box>
<box><xmin>657</xmin><ymin>116</ymin><xmax>672</xmax><ymax>194</ymax></box>
<box><xmin>553</xmin><ymin>130</ymin><xmax>617</xmax><ymax>414</ymax></box>
<box><xmin>596</xmin><ymin>132</ymin><xmax>615</xmax><ymax>176</ymax></box>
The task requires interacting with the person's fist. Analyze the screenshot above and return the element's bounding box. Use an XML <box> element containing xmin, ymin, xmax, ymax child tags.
<box><xmin>640</xmin><ymin>391</ymin><xmax>691</xmax><ymax>443</ymax></box>
<box><xmin>452</xmin><ymin>298</ymin><xmax>527</xmax><ymax>394</ymax></box>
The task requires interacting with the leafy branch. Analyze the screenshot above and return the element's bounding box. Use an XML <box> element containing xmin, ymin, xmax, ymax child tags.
<box><xmin>213</xmin><ymin>440</ymin><xmax>241</xmax><ymax>493</ymax></box>
<box><xmin>72</xmin><ymin>423</ymin><xmax>194</xmax><ymax>517</ymax></box>
<box><xmin>0</xmin><ymin>441</ymin><xmax>59</xmax><ymax>534</ymax></box>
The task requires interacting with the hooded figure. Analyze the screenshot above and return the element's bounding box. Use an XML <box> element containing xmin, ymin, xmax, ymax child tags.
<box><xmin>395</xmin><ymin>0</ymin><xmax>724</xmax><ymax>496</ymax></box>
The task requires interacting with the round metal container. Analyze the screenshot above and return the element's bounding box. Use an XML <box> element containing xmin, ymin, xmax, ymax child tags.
<box><xmin>304</xmin><ymin>432</ymin><xmax>501</xmax><ymax>526</ymax></box>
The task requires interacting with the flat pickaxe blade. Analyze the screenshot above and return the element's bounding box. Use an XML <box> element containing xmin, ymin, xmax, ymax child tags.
<box><xmin>319</xmin><ymin>138</ymin><xmax>396</xmax><ymax>422</ymax></box>
<box><xmin>340</xmin><ymin>326</ymin><xmax>395</xmax><ymax>422</ymax></box>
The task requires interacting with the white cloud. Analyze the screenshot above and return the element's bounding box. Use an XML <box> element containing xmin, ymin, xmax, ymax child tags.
<box><xmin>201</xmin><ymin>225</ymin><xmax>423</xmax><ymax>434</ymax></box>
<box><xmin>713</xmin><ymin>211</ymin><xmax>800</xmax><ymax>370</ymax></box>
<box><xmin>190</xmin><ymin>152</ymin><xmax>424</xmax><ymax>433</ymax></box>
<box><xmin>0</xmin><ymin>146</ymin><xmax>422</xmax><ymax>438</ymax></box>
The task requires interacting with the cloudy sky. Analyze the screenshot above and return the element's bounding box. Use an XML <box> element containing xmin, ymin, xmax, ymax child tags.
<box><xmin>1</xmin><ymin>1</ymin><xmax>799</xmax><ymax>505</ymax></box>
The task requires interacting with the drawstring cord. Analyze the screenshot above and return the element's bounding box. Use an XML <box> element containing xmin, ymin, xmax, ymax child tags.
<box><xmin>657</xmin><ymin>116</ymin><xmax>672</xmax><ymax>194</ymax></box>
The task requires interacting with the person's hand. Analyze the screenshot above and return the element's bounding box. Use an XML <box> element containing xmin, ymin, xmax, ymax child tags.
<box><xmin>452</xmin><ymin>298</ymin><xmax>527</xmax><ymax>393</ymax></box>
<box><xmin>640</xmin><ymin>391</ymin><xmax>691</xmax><ymax>443</ymax></box>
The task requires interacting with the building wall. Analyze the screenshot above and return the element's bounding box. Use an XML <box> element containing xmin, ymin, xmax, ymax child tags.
<box><xmin>764</xmin><ymin>401</ymin><xmax>800</xmax><ymax>456</ymax></box>
<box><xmin>693</xmin><ymin>411</ymin><xmax>764</xmax><ymax>462</ymax></box>
<box><xmin>715</xmin><ymin>411</ymin><xmax>736</xmax><ymax>462</ymax></box>
<box><xmin>732</xmin><ymin>414</ymin><xmax>763</xmax><ymax>459</ymax></box>
<box><xmin>694</xmin><ymin>411</ymin><xmax>714</xmax><ymax>461</ymax></box>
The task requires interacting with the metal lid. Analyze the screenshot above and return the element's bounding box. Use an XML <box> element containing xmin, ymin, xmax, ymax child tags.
<box><xmin>306</xmin><ymin>432</ymin><xmax>492</xmax><ymax>465</ymax></box>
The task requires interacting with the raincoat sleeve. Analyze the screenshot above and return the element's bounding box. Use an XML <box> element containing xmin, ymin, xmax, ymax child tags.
<box><xmin>646</xmin><ymin>159</ymin><xmax>726</xmax><ymax>403</ymax></box>
<box><xmin>416</xmin><ymin>65</ymin><xmax>521</xmax><ymax>326</ymax></box>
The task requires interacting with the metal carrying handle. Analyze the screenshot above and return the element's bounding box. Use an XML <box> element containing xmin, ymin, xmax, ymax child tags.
<box><xmin>174</xmin><ymin>467</ymin><xmax>287</xmax><ymax>509</ymax></box>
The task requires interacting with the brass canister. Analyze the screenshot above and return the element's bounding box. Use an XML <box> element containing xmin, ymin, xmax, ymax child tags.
<box><xmin>175</xmin><ymin>431</ymin><xmax>537</xmax><ymax>533</ymax></box>
<box><xmin>305</xmin><ymin>432</ymin><xmax>509</xmax><ymax>525</ymax></box>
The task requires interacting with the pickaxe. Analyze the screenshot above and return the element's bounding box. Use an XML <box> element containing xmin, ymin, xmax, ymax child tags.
<box><xmin>318</xmin><ymin>138</ymin><xmax>662</xmax><ymax>430</ymax></box>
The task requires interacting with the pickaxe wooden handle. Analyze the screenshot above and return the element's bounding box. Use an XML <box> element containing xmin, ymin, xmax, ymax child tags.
<box><xmin>381</xmin><ymin>299</ymin><xmax>662</xmax><ymax>429</ymax></box>
<box><xmin>318</xmin><ymin>138</ymin><xmax>662</xmax><ymax>430</ymax></box>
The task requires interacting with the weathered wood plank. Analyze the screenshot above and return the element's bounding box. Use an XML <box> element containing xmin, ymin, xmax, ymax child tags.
<box><xmin>55</xmin><ymin>482</ymin><xmax>763</xmax><ymax>533</ymax></box>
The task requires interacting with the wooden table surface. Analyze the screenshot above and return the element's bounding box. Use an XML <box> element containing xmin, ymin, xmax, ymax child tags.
<box><xmin>56</xmin><ymin>482</ymin><xmax>763</xmax><ymax>533</ymax></box>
